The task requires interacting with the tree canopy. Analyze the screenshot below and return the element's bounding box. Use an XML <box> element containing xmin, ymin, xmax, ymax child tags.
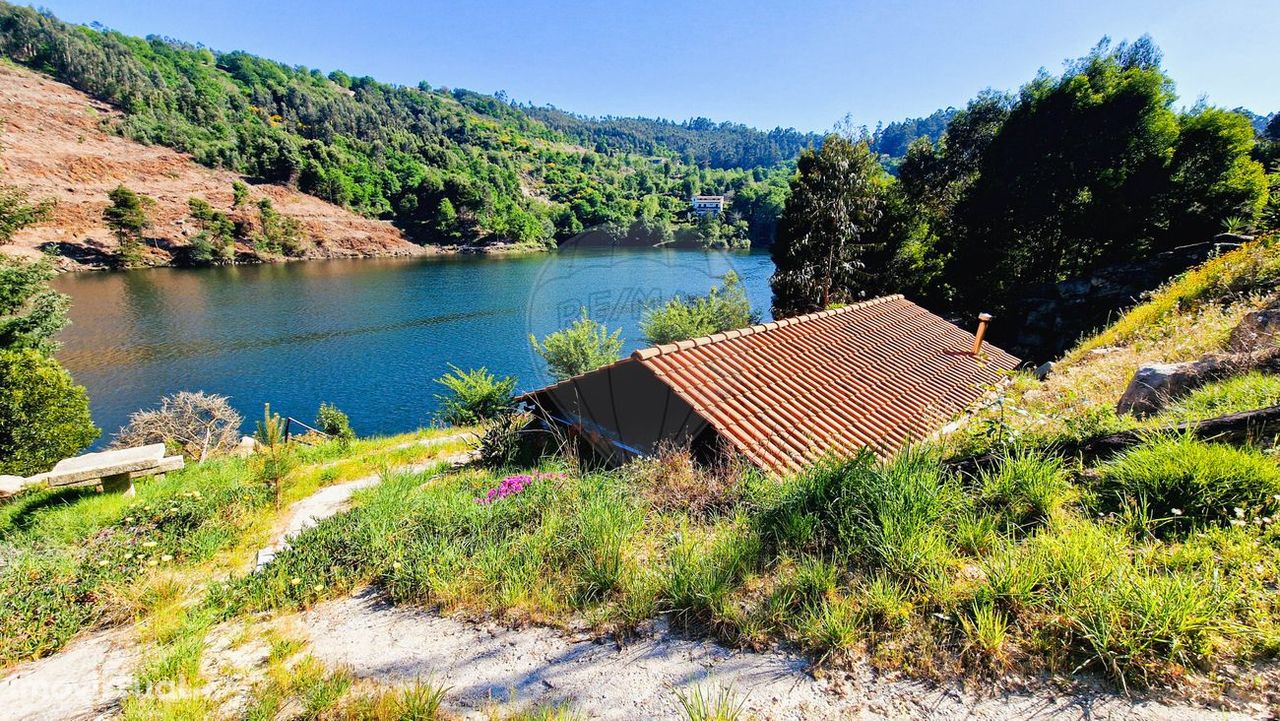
<box><xmin>770</xmin><ymin>136</ymin><xmax>889</xmax><ymax>316</ymax></box>
<box><xmin>773</xmin><ymin>38</ymin><xmax>1274</xmax><ymax>326</ymax></box>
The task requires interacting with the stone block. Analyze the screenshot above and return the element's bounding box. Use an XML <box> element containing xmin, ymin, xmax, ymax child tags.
<box><xmin>41</xmin><ymin>444</ymin><xmax>166</xmax><ymax>487</ymax></box>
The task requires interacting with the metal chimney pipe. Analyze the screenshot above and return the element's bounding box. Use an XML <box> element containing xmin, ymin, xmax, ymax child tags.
<box><xmin>971</xmin><ymin>313</ymin><xmax>993</xmax><ymax>355</ymax></box>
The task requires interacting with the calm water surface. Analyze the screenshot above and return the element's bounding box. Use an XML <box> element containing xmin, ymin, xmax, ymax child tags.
<box><xmin>53</xmin><ymin>248</ymin><xmax>774</xmax><ymax>443</ymax></box>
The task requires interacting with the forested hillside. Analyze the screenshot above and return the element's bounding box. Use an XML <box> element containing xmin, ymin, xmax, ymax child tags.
<box><xmin>521</xmin><ymin>109</ymin><xmax>824</xmax><ymax>169</ymax></box>
<box><xmin>523</xmin><ymin>106</ymin><xmax>955</xmax><ymax>172</ymax></box>
<box><xmin>0</xmin><ymin>3</ymin><xmax>791</xmax><ymax>250</ymax></box>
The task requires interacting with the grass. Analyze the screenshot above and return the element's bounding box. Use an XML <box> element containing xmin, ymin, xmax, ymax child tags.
<box><xmin>676</xmin><ymin>685</ymin><xmax>750</xmax><ymax>721</ymax></box>
<box><xmin>1097</xmin><ymin>434</ymin><xmax>1280</xmax><ymax>536</ymax></box>
<box><xmin>3</xmin><ymin>424</ymin><xmax>1275</xmax><ymax>708</ymax></box>
<box><xmin>1158</xmin><ymin>371</ymin><xmax>1280</xmax><ymax>421</ymax></box>
<box><xmin>205</xmin><ymin>438</ymin><xmax>1279</xmax><ymax>691</ymax></box>
<box><xmin>0</xmin><ymin>427</ymin><xmax>473</xmax><ymax>668</ymax></box>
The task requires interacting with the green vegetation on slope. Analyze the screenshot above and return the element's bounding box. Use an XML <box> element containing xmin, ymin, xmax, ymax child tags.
<box><xmin>0</xmin><ymin>429</ymin><xmax>469</xmax><ymax>666</ymax></box>
<box><xmin>0</xmin><ymin>3</ymin><xmax>789</xmax><ymax>249</ymax></box>
<box><xmin>769</xmin><ymin>37</ymin><xmax>1276</xmax><ymax>331</ymax></box>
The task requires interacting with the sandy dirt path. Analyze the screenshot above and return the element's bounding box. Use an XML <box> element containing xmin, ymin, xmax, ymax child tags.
<box><xmin>298</xmin><ymin>590</ymin><xmax>1263</xmax><ymax>721</ymax></box>
<box><xmin>0</xmin><ymin>628</ymin><xmax>137</xmax><ymax>721</ymax></box>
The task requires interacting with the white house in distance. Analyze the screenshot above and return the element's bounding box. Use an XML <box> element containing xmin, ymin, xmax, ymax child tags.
<box><xmin>690</xmin><ymin>195</ymin><xmax>726</xmax><ymax>216</ymax></box>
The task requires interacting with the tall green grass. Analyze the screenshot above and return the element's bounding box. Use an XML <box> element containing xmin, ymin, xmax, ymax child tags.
<box><xmin>1098</xmin><ymin>434</ymin><xmax>1280</xmax><ymax>536</ymax></box>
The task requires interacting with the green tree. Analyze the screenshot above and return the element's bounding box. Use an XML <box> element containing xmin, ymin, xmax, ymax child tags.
<box><xmin>946</xmin><ymin>39</ymin><xmax>1179</xmax><ymax>312</ymax></box>
<box><xmin>103</xmin><ymin>184</ymin><xmax>150</xmax><ymax>267</ymax></box>
<box><xmin>255</xmin><ymin>198</ymin><xmax>305</xmax><ymax>256</ymax></box>
<box><xmin>1165</xmin><ymin>108</ymin><xmax>1268</xmax><ymax>240</ymax></box>
<box><xmin>187</xmin><ymin>197</ymin><xmax>237</xmax><ymax>264</ymax></box>
<box><xmin>641</xmin><ymin>272</ymin><xmax>755</xmax><ymax>345</ymax></box>
<box><xmin>435</xmin><ymin>197</ymin><xmax>460</xmax><ymax>239</ymax></box>
<box><xmin>0</xmin><ymin>348</ymin><xmax>99</xmax><ymax>476</ymax></box>
<box><xmin>0</xmin><ymin>255</ymin><xmax>70</xmax><ymax>354</ymax></box>
<box><xmin>770</xmin><ymin>135</ymin><xmax>887</xmax><ymax>317</ymax></box>
<box><xmin>0</xmin><ymin>184</ymin><xmax>54</xmax><ymax>244</ymax></box>
<box><xmin>530</xmin><ymin>310</ymin><xmax>623</xmax><ymax>381</ymax></box>
<box><xmin>231</xmin><ymin>180</ymin><xmax>250</xmax><ymax>208</ymax></box>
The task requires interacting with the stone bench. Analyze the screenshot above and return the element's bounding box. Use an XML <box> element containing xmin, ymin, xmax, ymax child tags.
<box><xmin>0</xmin><ymin>443</ymin><xmax>184</xmax><ymax>498</ymax></box>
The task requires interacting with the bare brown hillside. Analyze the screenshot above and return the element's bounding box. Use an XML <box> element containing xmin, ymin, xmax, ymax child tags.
<box><xmin>0</xmin><ymin>62</ymin><xmax>429</xmax><ymax>269</ymax></box>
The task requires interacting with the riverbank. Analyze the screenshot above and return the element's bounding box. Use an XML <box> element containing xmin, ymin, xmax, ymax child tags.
<box><xmin>6</xmin><ymin>238</ymin><xmax>551</xmax><ymax>274</ymax></box>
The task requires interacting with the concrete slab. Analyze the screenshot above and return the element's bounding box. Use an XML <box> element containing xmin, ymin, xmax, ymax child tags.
<box><xmin>40</xmin><ymin>444</ymin><xmax>166</xmax><ymax>487</ymax></box>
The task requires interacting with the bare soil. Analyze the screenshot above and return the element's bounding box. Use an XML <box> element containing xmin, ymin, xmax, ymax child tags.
<box><xmin>0</xmin><ymin>62</ymin><xmax>428</xmax><ymax>270</ymax></box>
<box><xmin>297</xmin><ymin>589</ymin><xmax>1271</xmax><ymax>720</ymax></box>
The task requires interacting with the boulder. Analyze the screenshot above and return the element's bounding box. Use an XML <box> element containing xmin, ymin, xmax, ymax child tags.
<box><xmin>0</xmin><ymin>475</ymin><xmax>28</xmax><ymax>498</ymax></box>
<box><xmin>1117</xmin><ymin>347</ymin><xmax>1280</xmax><ymax>417</ymax></box>
<box><xmin>1116</xmin><ymin>362</ymin><xmax>1200</xmax><ymax>417</ymax></box>
<box><xmin>232</xmin><ymin>435</ymin><xmax>258</xmax><ymax>458</ymax></box>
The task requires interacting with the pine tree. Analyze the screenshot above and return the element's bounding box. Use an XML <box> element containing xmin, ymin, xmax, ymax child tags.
<box><xmin>103</xmin><ymin>184</ymin><xmax>151</xmax><ymax>267</ymax></box>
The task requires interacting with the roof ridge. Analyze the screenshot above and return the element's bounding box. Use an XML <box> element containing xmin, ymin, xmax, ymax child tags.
<box><xmin>631</xmin><ymin>294</ymin><xmax>906</xmax><ymax>361</ymax></box>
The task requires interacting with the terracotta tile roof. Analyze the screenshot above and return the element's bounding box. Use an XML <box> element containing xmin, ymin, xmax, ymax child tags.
<box><xmin>630</xmin><ymin>295</ymin><xmax>1020</xmax><ymax>474</ymax></box>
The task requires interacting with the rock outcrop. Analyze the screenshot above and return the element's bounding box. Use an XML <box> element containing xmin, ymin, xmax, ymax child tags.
<box><xmin>1116</xmin><ymin>295</ymin><xmax>1280</xmax><ymax>417</ymax></box>
<box><xmin>1002</xmin><ymin>241</ymin><xmax>1241</xmax><ymax>360</ymax></box>
<box><xmin>1228</xmin><ymin>304</ymin><xmax>1280</xmax><ymax>351</ymax></box>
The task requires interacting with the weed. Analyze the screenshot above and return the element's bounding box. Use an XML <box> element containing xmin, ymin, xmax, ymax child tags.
<box><xmin>676</xmin><ymin>684</ymin><xmax>750</xmax><ymax>721</ymax></box>
<box><xmin>977</xmin><ymin>448</ymin><xmax>1075</xmax><ymax>531</ymax></box>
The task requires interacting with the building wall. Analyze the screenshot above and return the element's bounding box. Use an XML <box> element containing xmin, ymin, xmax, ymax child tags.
<box><xmin>524</xmin><ymin>359</ymin><xmax>710</xmax><ymax>465</ymax></box>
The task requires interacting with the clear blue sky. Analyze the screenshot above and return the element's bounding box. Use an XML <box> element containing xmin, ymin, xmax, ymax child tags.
<box><xmin>34</xmin><ymin>0</ymin><xmax>1280</xmax><ymax>132</ymax></box>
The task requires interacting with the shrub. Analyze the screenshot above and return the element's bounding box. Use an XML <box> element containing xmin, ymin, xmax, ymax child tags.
<box><xmin>434</xmin><ymin>365</ymin><xmax>516</xmax><ymax>425</ymax></box>
<box><xmin>529</xmin><ymin>309</ymin><xmax>622</xmax><ymax>381</ymax></box>
<box><xmin>640</xmin><ymin>271</ymin><xmax>756</xmax><ymax>345</ymax></box>
<box><xmin>474</xmin><ymin>410</ymin><xmax>539</xmax><ymax>469</ymax></box>
<box><xmin>0</xmin><ymin>254</ymin><xmax>70</xmax><ymax>354</ymax></box>
<box><xmin>111</xmin><ymin>391</ymin><xmax>243</xmax><ymax>461</ymax></box>
<box><xmin>627</xmin><ymin>443</ymin><xmax>742</xmax><ymax>518</ymax></box>
<box><xmin>0</xmin><ymin>349</ymin><xmax>99</xmax><ymax>475</ymax></box>
<box><xmin>1098</xmin><ymin>435</ymin><xmax>1280</xmax><ymax>535</ymax></box>
<box><xmin>315</xmin><ymin>402</ymin><xmax>355</xmax><ymax>442</ymax></box>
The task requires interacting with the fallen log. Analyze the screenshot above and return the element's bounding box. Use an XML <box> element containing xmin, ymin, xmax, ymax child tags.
<box><xmin>948</xmin><ymin>404</ymin><xmax>1280</xmax><ymax>476</ymax></box>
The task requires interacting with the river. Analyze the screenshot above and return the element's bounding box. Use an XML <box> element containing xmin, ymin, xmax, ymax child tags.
<box><xmin>52</xmin><ymin>248</ymin><xmax>775</xmax><ymax>443</ymax></box>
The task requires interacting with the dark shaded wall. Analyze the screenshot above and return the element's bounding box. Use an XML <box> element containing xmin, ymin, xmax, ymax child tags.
<box><xmin>991</xmin><ymin>239</ymin><xmax>1244</xmax><ymax>362</ymax></box>
<box><xmin>523</xmin><ymin>359</ymin><xmax>709</xmax><ymax>464</ymax></box>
